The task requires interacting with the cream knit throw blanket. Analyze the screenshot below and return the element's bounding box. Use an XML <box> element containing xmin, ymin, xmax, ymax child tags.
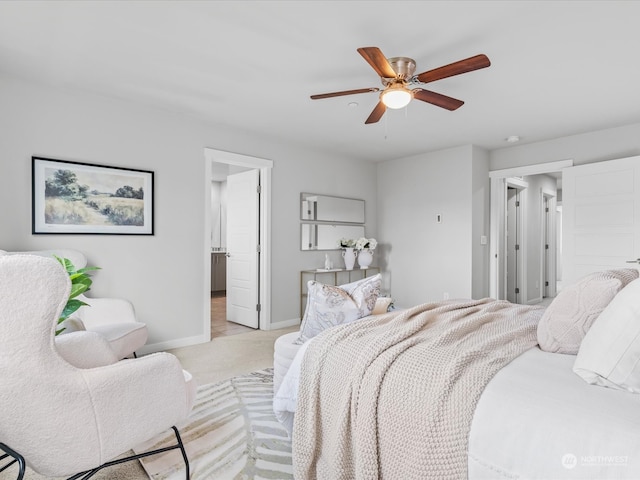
<box><xmin>292</xmin><ymin>298</ymin><xmax>544</xmax><ymax>480</ymax></box>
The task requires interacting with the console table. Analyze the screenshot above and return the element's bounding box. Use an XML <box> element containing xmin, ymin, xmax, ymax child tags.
<box><xmin>300</xmin><ymin>267</ymin><xmax>381</xmax><ymax>318</ymax></box>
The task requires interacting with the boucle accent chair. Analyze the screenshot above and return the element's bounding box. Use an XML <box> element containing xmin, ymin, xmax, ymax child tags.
<box><xmin>0</xmin><ymin>255</ymin><xmax>195</xmax><ymax>479</ymax></box>
<box><xmin>0</xmin><ymin>248</ymin><xmax>147</xmax><ymax>359</ymax></box>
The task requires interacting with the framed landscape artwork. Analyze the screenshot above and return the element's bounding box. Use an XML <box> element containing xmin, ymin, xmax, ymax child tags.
<box><xmin>32</xmin><ymin>157</ymin><xmax>154</xmax><ymax>235</ymax></box>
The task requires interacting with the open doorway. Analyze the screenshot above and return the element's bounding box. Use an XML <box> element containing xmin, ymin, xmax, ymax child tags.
<box><xmin>203</xmin><ymin>148</ymin><xmax>273</xmax><ymax>340</ymax></box>
<box><xmin>489</xmin><ymin>159</ymin><xmax>572</xmax><ymax>304</ymax></box>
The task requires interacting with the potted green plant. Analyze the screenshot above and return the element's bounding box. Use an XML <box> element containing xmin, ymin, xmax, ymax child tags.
<box><xmin>54</xmin><ymin>256</ymin><xmax>100</xmax><ymax>335</ymax></box>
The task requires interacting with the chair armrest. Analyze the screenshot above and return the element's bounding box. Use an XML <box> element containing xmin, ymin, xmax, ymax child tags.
<box><xmin>81</xmin><ymin>353</ymin><xmax>195</xmax><ymax>460</ymax></box>
<box><xmin>55</xmin><ymin>331</ymin><xmax>119</xmax><ymax>368</ymax></box>
<box><xmin>75</xmin><ymin>294</ymin><xmax>137</xmax><ymax>327</ymax></box>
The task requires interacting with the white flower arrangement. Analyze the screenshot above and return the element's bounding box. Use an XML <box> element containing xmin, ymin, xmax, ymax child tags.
<box><xmin>338</xmin><ymin>237</ymin><xmax>356</xmax><ymax>248</ymax></box>
<box><xmin>355</xmin><ymin>237</ymin><xmax>377</xmax><ymax>251</ymax></box>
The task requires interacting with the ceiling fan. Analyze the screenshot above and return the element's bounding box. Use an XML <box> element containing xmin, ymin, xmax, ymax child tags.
<box><xmin>310</xmin><ymin>47</ymin><xmax>491</xmax><ymax>124</ymax></box>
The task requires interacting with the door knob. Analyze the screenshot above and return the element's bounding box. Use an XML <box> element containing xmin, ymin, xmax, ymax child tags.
<box><xmin>226</xmin><ymin>253</ymin><xmax>231</xmax><ymax>258</ymax></box>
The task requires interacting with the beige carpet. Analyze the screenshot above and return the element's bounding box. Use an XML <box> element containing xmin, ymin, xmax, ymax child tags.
<box><xmin>15</xmin><ymin>326</ymin><xmax>298</xmax><ymax>480</ymax></box>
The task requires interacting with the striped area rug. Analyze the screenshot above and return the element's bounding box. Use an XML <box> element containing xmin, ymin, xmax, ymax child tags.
<box><xmin>134</xmin><ymin>368</ymin><xmax>293</xmax><ymax>479</ymax></box>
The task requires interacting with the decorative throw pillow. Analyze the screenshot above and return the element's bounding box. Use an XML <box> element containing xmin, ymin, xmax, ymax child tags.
<box><xmin>573</xmin><ymin>277</ymin><xmax>640</xmax><ymax>392</ymax></box>
<box><xmin>537</xmin><ymin>268</ymin><xmax>638</xmax><ymax>354</ymax></box>
<box><xmin>296</xmin><ymin>273</ymin><xmax>381</xmax><ymax>345</ymax></box>
<box><xmin>372</xmin><ymin>296</ymin><xmax>393</xmax><ymax>315</ymax></box>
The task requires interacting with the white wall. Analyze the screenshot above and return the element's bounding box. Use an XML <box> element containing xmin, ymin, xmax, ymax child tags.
<box><xmin>377</xmin><ymin>145</ymin><xmax>489</xmax><ymax>306</ymax></box>
<box><xmin>490</xmin><ymin>122</ymin><xmax>640</xmax><ymax>170</ymax></box>
<box><xmin>5</xmin><ymin>74</ymin><xmax>640</xmax><ymax>349</ymax></box>
<box><xmin>210</xmin><ymin>181</ymin><xmax>226</xmax><ymax>250</ymax></box>
<box><xmin>0</xmin><ymin>74</ymin><xmax>378</xmax><ymax>349</ymax></box>
<box><xmin>471</xmin><ymin>146</ymin><xmax>490</xmax><ymax>299</ymax></box>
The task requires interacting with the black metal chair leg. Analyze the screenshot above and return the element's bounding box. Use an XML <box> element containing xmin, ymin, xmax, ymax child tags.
<box><xmin>0</xmin><ymin>443</ymin><xmax>26</xmax><ymax>480</ymax></box>
<box><xmin>1</xmin><ymin>425</ymin><xmax>190</xmax><ymax>480</ymax></box>
<box><xmin>171</xmin><ymin>426</ymin><xmax>190</xmax><ymax>480</ymax></box>
<box><xmin>65</xmin><ymin>426</ymin><xmax>189</xmax><ymax>480</ymax></box>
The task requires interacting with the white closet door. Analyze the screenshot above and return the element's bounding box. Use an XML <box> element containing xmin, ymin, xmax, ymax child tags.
<box><xmin>563</xmin><ymin>156</ymin><xmax>640</xmax><ymax>284</ymax></box>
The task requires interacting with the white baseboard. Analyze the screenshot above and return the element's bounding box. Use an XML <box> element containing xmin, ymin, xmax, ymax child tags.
<box><xmin>139</xmin><ymin>320</ymin><xmax>300</xmax><ymax>355</ymax></box>
<box><xmin>138</xmin><ymin>333</ymin><xmax>209</xmax><ymax>355</ymax></box>
<box><xmin>526</xmin><ymin>296</ymin><xmax>543</xmax><ymax>305</ymax></box>
<box><xmin>268</xmin><ymin>318</ymin><xmax>300</xmax><ymax>330</ymax></box>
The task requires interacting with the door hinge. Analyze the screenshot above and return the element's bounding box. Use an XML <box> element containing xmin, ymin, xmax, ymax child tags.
<box><xmin>545</xmin><ymin>244</ymin><xmax>549</xmax><ymax>250</ymax></box>
<box><xmin>545</xmin><ymin>281</ymin><xmax>549</xmax><ymax>287</ymax></box>
<box><xmin>545</xmin><ymin>207</ymin><xmax>549</xmax><ymax>212</ymax></box>
<box><xmin>256</xmin><ymin>304</ymin><xmax>261</xmax><ymax>312</ymax></box>
<box><xmin>256</xmin><ymin>185</ymin><xmax>261</xmax><ymax>194</ymax></box>
<box><xmin>515</xmin><ymin>244</ymin><xmax>520</xmax><ymax>251</ymax></box>
<box><xmin>515</xmin><ymin>201</ymin><xmax>520</xmax><ymax>207</ymax></box>
<box><xmin>256</xmin><ymin>244</ymin><xmax>261</xmax><ymax>253</ymax></box>
<box><xmin>515</xmin><ymin>287</ymin><xmax>520</xmax><ymax>294</ymax></box>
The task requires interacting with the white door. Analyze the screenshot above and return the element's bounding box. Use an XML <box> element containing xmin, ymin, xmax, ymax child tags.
<box><xmin>563</xmin><ymin>156</ymin><xmax>640</xmax><ymax>284</ymax></box>
<box><xmin>541</xmin><ymin>192</ymin><xmax>558</xmax><ymax>299</ymax></box>
<box><xmin>226</xmin><ymin>169</ymin><xmax>259</xmax><ymax>328</ymax></box>
<box><xmin>506</xmin><ymin>188</ymin><xmax>521</xmax><ymax>303</ymax></box>
<box><xmin>543</xmin><ymin>195</ymin><xmax>550</xmax><ymax>298</ymax></box>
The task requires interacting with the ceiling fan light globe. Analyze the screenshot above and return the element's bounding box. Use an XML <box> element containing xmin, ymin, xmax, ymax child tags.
<box><xmin>381</xmin><ymin>89</ymin><xmax>412</xmax><ymax>109</ymax></box>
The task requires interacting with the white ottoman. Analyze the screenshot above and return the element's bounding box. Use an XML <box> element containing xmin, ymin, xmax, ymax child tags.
<box><xmin>273</xmin><ymin>331</ymin><xmax>303</xmax><ymax>395</ymax></box>
<box><xmin>272</xmin><ymin>298</ymin><xmax>395</xmax><ymax>395</ymax></box>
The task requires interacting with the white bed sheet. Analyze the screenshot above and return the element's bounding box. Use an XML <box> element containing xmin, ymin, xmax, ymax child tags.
<box><xmin>469</xmin><ymin>347</ymin><xmax>640</xmax><ymax>479</ymax></box>
<box><xmin>274</xmin><ymin>342</ymin><xmax>640</xmax><ymax>479</ymax></box>
<box><xmin>273</xmin><ymin>338</ymin><xmax>310</xmax><ymax>435</ymax></box>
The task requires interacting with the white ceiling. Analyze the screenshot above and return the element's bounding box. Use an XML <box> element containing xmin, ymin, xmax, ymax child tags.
<box><xmin>1</xmin><ymin>1</ymin><xmax>640</xmax><ymax>163</ymax></box>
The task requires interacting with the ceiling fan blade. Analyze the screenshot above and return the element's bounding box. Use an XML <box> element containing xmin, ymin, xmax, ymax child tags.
<box><xmin>416</xmin><ymin>54</ymin><xmax>491</xmax><ymax>84</ymax></box>
<box><xmin>310</xmin><ymin>87</ymin><xmax>380</xmax><ymax>100</ymax></box>
<box><xmin>357</xmin><ymin>47</ymin><xmax>397</xmax><ymax>79</ymax></box>
<box><xmin>413</xmin><ymin>89</ymin><xmax>464</xmax><ymax>110</ymax></box>
<box><xmin>365</xmin><ymin>101</ymin><xmax>386</xmax><ymax>124</ymax></box>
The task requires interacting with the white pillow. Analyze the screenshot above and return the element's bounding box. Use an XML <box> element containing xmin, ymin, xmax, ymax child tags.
<box><xmin>296</xmin><ymin>274</ymin><xmax>381</xmax><ymax>344</ymax></box>
<box><xmin>573</xmin><ymin>277</ymin><xmax>640</xmax><ymax>392</ymax></box>
<box><xmin>537</xmin><ymin>269</ymin><xmax>638</xmax><ymax>354</ymax></box>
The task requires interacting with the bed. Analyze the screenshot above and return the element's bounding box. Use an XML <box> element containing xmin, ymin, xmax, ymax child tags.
<box><xmin>274</xmin><ymin>269</ymin><xmax>640</xmax><ymax>479</ymax></box>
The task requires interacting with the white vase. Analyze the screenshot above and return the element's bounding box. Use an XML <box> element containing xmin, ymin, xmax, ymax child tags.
<box><xmin>342</xmin><ymin>248</ymin><xmax>357</xmax><ymax>270</ymax></box>
<box><xmin>357</xmin><ymin>249</ymin><xmax>373</xmax><ymax>269</ymax></box>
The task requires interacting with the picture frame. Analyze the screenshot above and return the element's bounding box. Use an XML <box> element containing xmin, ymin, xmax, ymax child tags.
<box><xmin>32</xmin><ymin>157</ymin><xmax>154</xmax><ymax>235</ymax></box>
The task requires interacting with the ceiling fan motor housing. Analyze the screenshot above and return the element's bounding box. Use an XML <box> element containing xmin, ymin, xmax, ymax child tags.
<box><xmin>386</xmin><ymin>57</ymin><xmax>416</xmax><ymax>80</ymax></box>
